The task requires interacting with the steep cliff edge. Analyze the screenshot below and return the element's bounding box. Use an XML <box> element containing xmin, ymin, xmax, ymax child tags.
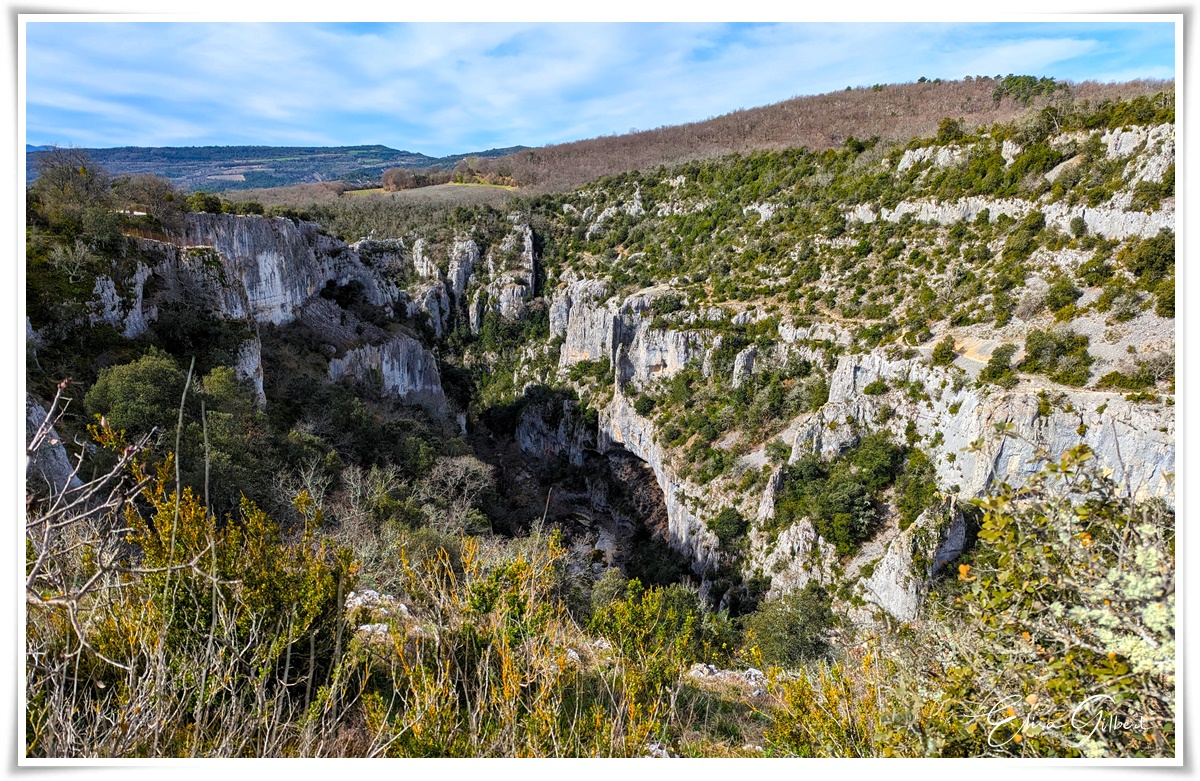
<box><xmin>541</xmin><ymin>278</ymin><xmax>1174</xmax><ymax>620</ymax></box>
<box><xmin>81</xmin><ymin>213</ymin><xmax>451</xmax><ymax>415</ymax></box>
<box><xmin>328</xmin><ymin>334</ymin><xmax>448</xmax><ymax>416</ymax></box>
<box><xmin>32</xmin><ymin>105</ymin><xmax>1175</xmax><ymax>629</ymax></box>
<box><xmin>167</xmin><ymin>213</ymin><xmax>397</xmax><ymax>324</ymax></box>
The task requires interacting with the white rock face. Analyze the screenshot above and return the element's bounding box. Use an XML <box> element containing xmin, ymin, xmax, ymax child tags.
<box><xmin>743</xmin><ymin>202</ymin><xmax>778</xmax><ymax>221</ymax></box>
<box><xmin>848</xmin><ymin>203</ymin><xmax>877</xmax><ymax>223</ymax></box>
<box><xmin>552</xmin><ymin>280</ymin><xmax>620</xmax><ymax>366</ymax></box>
<box><xmin>617</xmin><ymin>327</ymin><xmax>708</xmax><ymax>389</ymax></box>
<box><xmin>731</xmin><ymin>346</ymin><xmax>757</xmax><ymax>389</ymax></box>
<box><xmin>869</xmin><ymin>196</ymin><xmax>1173</xmax><ymax>241</ymax></box>
<box><xmin>896</xmin><ymin>145</ymin><xmax>968</xmax><ymax>173</ymax></box>
<box><xmin>412</xmin><ymin>238</ymin><xmax>439</xmax><ymax>280</ymax></box>
<box><xmin>754</xmin><ymin>349</ymin><xmax>1172</xmax><ymax>620</ymax></box>
<box><xmin>169</xmin><ymin>213</ymin><xmax>394</xmax><ymax>325</ymax></box>
<box><xmin>804</xmin><ymin>350</ymin><xmax>1175</xmax><ymax>507</ymax></box>
<box><xmin>234</xmin><ymin>338</ymin><xmax>266</xmax><ymax>407</ymax></box>
<box><xmin>327</xmin><ymin>334</ymin><xmax>447</xmax><ymax>415</ymax></box>
<box><xmin>856</xmin><ymin>122</ymin><xmax>1175</xmax><ymax>240</ymax></box>
<box><xmin>599</xmin><ymin>391</ymin><xmax>721</xmax><ymax>575</ymax></box>
<box><xmin>849</xmin><ymin>506</ymin><xmax>968</xmax><ymax>623</ymax></box>
<box><xmin>471</xmin><ymin>225</ymin><xmax>538</xmax><ymax>330</ymax></box>
<box><xmin>750</xmin><ymin>513</ymin><xmax>837</xmax><ymax>597</ymax></box>
<box><xmin>1001</xmin><ymin>139</ymin><xmax>1023</xmax><ymax>165</ymax></box>
<box><xmin>26</xmin><ymin>393</ymin><xmax>82</xmax><ymax>496</ymax></box>
<box><xmin>447</xmin><ymin>239</ymin><xmax>480</xmax><ymax>300</ymax></box>
<box><xmin>1116</xmin><ymin>124</ymin><xmax>1174</xmax><ymax>187</ymax></box>
<box><xmin>1041</xmin><ymin>200</ymin><xmax>1174</xmax><ymax>241</ymax></box>
<box><xmin>351</xmin><ymin>237</ymin><xmax>407</xmax><ymax>277</ymax></box>
<box><xmin>89</xmin><ymin>263</ymin><xmax>153</xmax><ymax>338</ymax></box>
<box><xmin>779</xmin><ymin>320</ymin><xmax>853</xmax><ymax>345</ymax></box>
<box><xmin>408</xmin><ymin>282</ymin><xmax>452</xmax><ymax>339</ymax></box>
<box><xmin>515</xmin><ymin>397</ymin><xmax>594</xmax><ymax>468</ymax></box>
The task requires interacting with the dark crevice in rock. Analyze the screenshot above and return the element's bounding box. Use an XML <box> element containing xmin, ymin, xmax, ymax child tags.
<box><xmin>472</xmin><ymin>406</ymin><xmax>693</xmax><ymax>591</ymax></box>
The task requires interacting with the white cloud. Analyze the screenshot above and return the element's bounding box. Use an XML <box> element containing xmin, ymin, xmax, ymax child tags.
<box><xmin>24</xmin><ymin>21</ymin><xmax>1174</xmax><ymax>153</ymax></box>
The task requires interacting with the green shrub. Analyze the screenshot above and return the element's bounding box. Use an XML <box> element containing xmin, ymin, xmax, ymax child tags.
<box><xmin>1096</xmin><ymin>369</ymin><xmax>1153</xmax><ymax>391</ymax></box>
<box><xmin>1155</xmin><ymin>275</ymin><xmax>1174</xmax><ymax>318</ymax></box>
<box><xmin>633</xmin><ymin>394</ymin><xmax>656</xmax><ymax>416</ymax></box>
<box><xmin>862</xmin><ymin>379</ymin><xmax>889</xmax><ymax>396</ymax></box>
<box><xmin>1095</xmin><ymin>279</ymin><xmax>1144</xmax><ymax>321</ymax></box>
<box><xmin>804</xmin><ymin>375</ymin><xmax>830</xmax><ymax>412</ymax></box>
<box><xmin>1077</xmin><ymin>253</ymin><xmax>1114</xmax><ymax>286</ymax></box>
<box><xmin>1130</xmin><ymin>164</ymin><xmax>1174</xmax><ymax>211</ymax></box>
<box><xmin>849</xmin><ymin>431</ymin><xmax>906</xmax><ymax>491</ymax></box>
<box><xmin>979</xmin><ymin>343</ymin><xmax>1019</xmax><ymax>388</ymax></box>
<box><xmin>1000</xmin><ymin>210</ymin><xmax>1044</xmax><ymax>264</ymax></box>
<box><xmin>991</xmin><ymin>74</ymin><xmax>1067</xmax><ymax>106</ymax></box>
<box><xmin>766</xmin><ymin>446</ymin><xmax>1175</xmax><ymax>759</ymax></box>
<box><xmin>941</xmin><ymin>445</ymin><xmax>1175</xmax><ymax>757</ymax></box>
<box><xmin>931</xmin><ymin>335</ymin><xmax>957</xmax><ymax>367</ymax></box>
<box><xmin>1044</xmin><ymin>277</ymin><xmax>1083</xmax><ymax>313</ymax></box>
<box><xmin>766</xmin><ymin>438</ymin><xmax>791</xmax><ymax>464</ymax></box>
<box><xmin>185</xmin><ymin>191</ymin><xmax>222</xmax><ymax>214</ymax></box>
<box><xmin>590</xmin><ymin>579</ymin><xmax>733</xmax><ymax>680</ymax></box>
<box><xmin>895</xmin><ymin>449</ymin><xmax>938</xmax><ymax>530</ymax></box>
<box><xmin>773</xmin><ymin>433</ymin><xmax>906</xmax><ymax>556</ymax></box>
<box><xmin>568</xmin><ymin>358</ymin><xmax>611</xmax><ymax>384</ymax></box>
<box><xmin>742</xmin><ymin>581</ymin><xmax>834</xmax><ymax>667</ymax></box>
<box><xmin>708</xmin><ymin>507</ymin><xmax>749</xmax><ymax>549</ymax></box>
<box><xmin>1122</xmin><ymin>230</ymin><xmax>1174</xmax><ymax>287</ymax></box>
<box><xmin>1020</xmin><ymin>329</ymin><xmax>1094</xmax><ymax>386</ymax></box>
<box><xmin>590</xmin><ymin>567</ymin><xmax>630</xmax><ymax>615</ymax></box>
<box><xmin>84</xmin><ymin>347</ymin><xmax>187</xmax><ymax>441</ymax></box>
<box><xmin>936</xmin><ymin>118</ymin><xmax>964</xmax><ymax>144</ymax></box>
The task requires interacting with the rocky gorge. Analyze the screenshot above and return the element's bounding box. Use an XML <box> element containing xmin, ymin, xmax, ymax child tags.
<box><xmin>27</xmin><ymin>110</ymin><xmax>1176</xmax><ymax>633</ymax></box>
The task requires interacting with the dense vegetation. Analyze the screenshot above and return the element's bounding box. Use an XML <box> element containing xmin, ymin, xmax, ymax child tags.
<box><xmin>24</xmin><ymin>78</ymin><xmax>1174</xmax><ymax>758</ymax></box>
<box><xmin>462</xmin><ymin>76</ymin><xmax>1170</xmax><ymax>191</ymax></box>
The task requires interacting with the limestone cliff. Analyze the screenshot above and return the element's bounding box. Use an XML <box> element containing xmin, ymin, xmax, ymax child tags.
<box><xmin>599</xmin><ymin>390</ymin><xmax>721</xmax><ymax>575</ymax></box>
<box><xmin>544</xmin><ymin>281</ymin><xmax>1174</xmax><ymax>621</ymax></box>
<box><xmin>26</xmin><ymin>393</ymin><xmax>82</xmax><ymax>496</ymax></box>
<box><xmin>77</xmin><ymin>213</ymin><xmax>454</xmax><ymax>415</ymax></box>
<box><xmin>471</xmin><ymin>224</ymin><xmax>538</xmax><ymax>331</ymax></box>
<box><xmin>327</xmin><ymin>334</ymin><xmax>448</xmax><ymax>416</ymax></box>
<box><xmin>167</xmin><ymin>213</ymin><xmax>396</xmax><ymax>324</ymax></box>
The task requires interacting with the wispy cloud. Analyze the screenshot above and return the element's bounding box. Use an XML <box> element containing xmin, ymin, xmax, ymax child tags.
<box><xmin>25</xmin><ymin>20</ymin><xmax>1175</xmax><ymax>154</ymax></box>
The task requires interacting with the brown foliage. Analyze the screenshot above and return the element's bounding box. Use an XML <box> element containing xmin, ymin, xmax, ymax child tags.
<box><xmin>381</xmin><ymin>166</ymin><xmax>453</xmax><ymax>191</ymax></box>
<box><xmin>470</xmin><ymin>78</ymin><xmax>1172</xmax><ymax>192</ymax></box>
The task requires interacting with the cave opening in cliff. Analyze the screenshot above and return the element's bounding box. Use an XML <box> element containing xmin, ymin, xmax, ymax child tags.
<box><xmin>472</xmin><ymin>405</ymin><xmax>693</xmax><ymax>590</ymax></box>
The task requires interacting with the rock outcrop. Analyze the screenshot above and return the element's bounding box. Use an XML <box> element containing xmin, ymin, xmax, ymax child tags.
<box><xmin>852</xmin><ymin>196</ymin><xmax>1173</xmax><ymax>241</ymax></box>
<box><xmin>26</xmin><ymin>393</ymin><xmax>82</xmax><ymax>496</ymax></box>
<box><xmin>515</xmin><ymin>397</ymin><xmax>595</xmax><ymax>468</ymax></box>
<box><xmin>327</xmin><ymin>334</ymin><xmax>447</xmax><ymax>415</ymax></box>
<box><xmin>549</xmin><ymin>281</ymin><xmax>1174</xmax><ymax>621</ymax></box>
<box><xmin>471</xmin><ymin>225</ymin><xmax>538</xmax><ymax>331</ymax></box>
<box><xmin>234</xmin><ymin>337</ymin><xmax>266</xmax><ymax>407</ymax></box>
<box><xmin>599</xmin><ymin>391</ymin><xmax>721</xmax><ymax>575</ymax></box>
<box><xmin>801</xmin><ymin>350</ymin><xmax>1175</xmax><ymax>506</ymax></box>
<box><xmin>167</xmin><ymin>213</ymin><xmax>396</xmax><ymax>325</ymax></box>
<box><xmin>90</xmin><ymin>263</ymin><xmax>153</xmax><ymax>338</ymax></box>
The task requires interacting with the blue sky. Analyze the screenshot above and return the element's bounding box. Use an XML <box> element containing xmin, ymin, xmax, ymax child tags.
<box><xmin>25</xmin><ymin>21</ymin><xmax>1176</xmax><ymax>155</ymax></box>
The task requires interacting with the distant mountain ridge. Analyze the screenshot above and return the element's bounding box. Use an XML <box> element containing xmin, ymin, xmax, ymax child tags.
<box><xmin>24</xmin><ymin>143</ymin><xmax>528</xmax><ymax>192</ymax></box>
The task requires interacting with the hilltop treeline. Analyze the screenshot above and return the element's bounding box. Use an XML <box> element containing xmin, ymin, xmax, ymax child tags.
<box><xmin>464</xmin><ymin>76</ymin><xmax>1171</xmax><ymax>192</ymax></box>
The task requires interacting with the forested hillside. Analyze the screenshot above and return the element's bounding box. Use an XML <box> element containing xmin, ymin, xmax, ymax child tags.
<box><xmin>25</xmin><ymin>79</ymin><xmax>1174</xmax><ymax>758</ymax></box>
<box><xmin>463</xmin><ymin>75</ymin><xmax>1172</xmax><ymax>191</ymax></box>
